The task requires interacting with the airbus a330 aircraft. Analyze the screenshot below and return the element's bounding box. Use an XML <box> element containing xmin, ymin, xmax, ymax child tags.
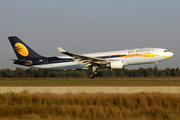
<box><xmin>8</xmin><ymin>36</ymin><xmax>173</xmax><ymax>78</ymax></box>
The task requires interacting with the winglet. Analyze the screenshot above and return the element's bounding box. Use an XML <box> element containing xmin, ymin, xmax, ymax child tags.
<box><xmin>57</xmin><ymin>47</ymin><xmax>66</xmax><ymax>53</ymax></box>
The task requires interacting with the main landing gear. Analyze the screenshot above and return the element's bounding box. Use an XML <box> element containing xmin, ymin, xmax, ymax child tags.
<box><xmin>89</xmin><ymin>71</ymin><xmax>99</xmax><ymax>79</ymax></box>
<box><xmin>89</xmin><ymin>65</ymin><xmax>99</xmax><ymax>79</ymax></box>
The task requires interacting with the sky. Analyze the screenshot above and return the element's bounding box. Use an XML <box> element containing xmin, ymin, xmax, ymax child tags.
<box><xmin>0</xmin><ymin>1</ymin><xmax>180</xmax><ymax>70</ymax></box>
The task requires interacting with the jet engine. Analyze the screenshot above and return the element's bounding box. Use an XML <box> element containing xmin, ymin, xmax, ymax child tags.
<box><xmin>106</xmin><ymin>60</ymin><xmax>124</xmax><ymax>69</ymax></box>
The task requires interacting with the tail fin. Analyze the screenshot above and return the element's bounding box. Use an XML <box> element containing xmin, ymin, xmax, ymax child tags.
<box><xmin>8</xmin><ymin>36</ymin><xmax>44</xmax><ymax>60</ymax></box>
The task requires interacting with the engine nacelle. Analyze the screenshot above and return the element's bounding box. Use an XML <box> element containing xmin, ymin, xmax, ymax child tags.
<box><xmin>106</xmin><ymin>61</ymin><xmax>124</xmax><ymax>69</ymax></box>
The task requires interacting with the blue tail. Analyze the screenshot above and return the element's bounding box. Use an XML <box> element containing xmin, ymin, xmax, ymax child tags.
<box><xmin>8</xmin><ymin>36</ymin><xmax>44</xmax><ymax>60</ymax></box>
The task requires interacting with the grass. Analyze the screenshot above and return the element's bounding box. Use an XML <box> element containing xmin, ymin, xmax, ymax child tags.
<box><xmin>0</xmin><ymin>92</ymin><xmax>180</xmax><ymax>120</ymax></box>
<box><xmin>0</xmin><ymin>77</ymin><xmax>180</xmax><ymax>86</ymax></box>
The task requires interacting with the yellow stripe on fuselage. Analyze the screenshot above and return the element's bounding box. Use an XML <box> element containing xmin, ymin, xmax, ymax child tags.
<box><xmin>121</xmin><ymin>54</ymin><xmax>159</xmax><ymax>58</ymax></box>
<box><xmin>121</xmin><ymin>54</ymin><xmax>169</xmax><ymax>58</ymax></box>
<box><xmin>162</xmin><ymin>56</ymin><xmax>170</xmax><ymax>59</ymax></box>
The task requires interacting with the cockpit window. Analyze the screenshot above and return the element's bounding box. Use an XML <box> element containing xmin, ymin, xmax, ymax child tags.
<box><xmin>164</xmin><ymin>50</ymin><xmax>169</xmax><ymax>52</ymax></box>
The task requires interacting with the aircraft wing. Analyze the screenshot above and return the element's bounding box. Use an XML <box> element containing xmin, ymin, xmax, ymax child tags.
<box><xmin>57</xmin><ymin>47</ymin><xmax>109</xmax><ymax>67</ymax></box>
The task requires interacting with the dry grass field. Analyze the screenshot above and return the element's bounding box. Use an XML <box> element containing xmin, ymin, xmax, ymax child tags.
<box><xmin>0</xmin><ymin>92</ymin><xmax>180</xmax><ymax>120</ymax></box>
<box><xmin>0</xmin><ymin>77</ymin><xmax>180</xmax><ymax>119</ymax></box>
<box><xmin>0</xmin><ymin>77</ymin><xmax>180</xmax><ymax>86</ymax></box>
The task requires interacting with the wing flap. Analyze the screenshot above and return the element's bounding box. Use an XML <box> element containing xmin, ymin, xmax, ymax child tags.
<box><xmin>57</xmin><ymin>47</ymin><xmax>109</xmax><ymax>67</ymax></box>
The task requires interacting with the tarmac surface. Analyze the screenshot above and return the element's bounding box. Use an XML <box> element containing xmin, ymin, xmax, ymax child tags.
<box><xmin>1</xmin><ymin>86</ymin><xmax>180</xmax><ymax>94</ymax></box>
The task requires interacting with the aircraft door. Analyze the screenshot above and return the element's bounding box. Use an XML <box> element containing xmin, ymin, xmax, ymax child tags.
<box><xmin>44</xmin><ymin>59</ymin><xmax>48</xmax><ymax>64</ymax></box>
<box><xmin>153</xmin><ymin>50</ymin><xmax>159</xmax><ymax>62</ymax></box>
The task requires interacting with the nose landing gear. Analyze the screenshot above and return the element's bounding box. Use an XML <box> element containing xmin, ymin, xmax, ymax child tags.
<box><xmin>154</xmin><ymin>62</ymin><xmax>158</xmax><ymax>69</ymax></box>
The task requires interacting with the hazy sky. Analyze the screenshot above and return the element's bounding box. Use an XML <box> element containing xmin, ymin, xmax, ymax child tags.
<box><xmin>0</xmin><ymin>1</ymin><xmax>179</xmax><ymax>70</ymax></box>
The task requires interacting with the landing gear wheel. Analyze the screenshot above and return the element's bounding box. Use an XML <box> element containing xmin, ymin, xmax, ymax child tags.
<box><xmin>94</xmin><ymin>71</ymin><xmax>99</xmax><ymax>76</ymax></box>
<box><xmin>154</xmin><ymin>62</ymin><xmax>158</xmax><ymax>69</ymax></box>
<box><xmin>154</xmin><ymin>66</ymin><xmax>158</xmax><ymax>69</ymax></box>
<box><xmin>89</xmin><ymin>73</ymin><xmax>95</xmax><ymax>79</ymax></box>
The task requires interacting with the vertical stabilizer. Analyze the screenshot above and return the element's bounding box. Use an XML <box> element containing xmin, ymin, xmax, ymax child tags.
<box><xmin>8</xmin><ymin>36</ymin><xmax>44</xmax><ymax>60</ymax></box>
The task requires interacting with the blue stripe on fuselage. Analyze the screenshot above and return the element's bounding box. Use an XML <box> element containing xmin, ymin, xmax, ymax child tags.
<box><xmin>31</xmin><ymin>57</ymin><xmax>73</xmax><ymax>65</ymax></box>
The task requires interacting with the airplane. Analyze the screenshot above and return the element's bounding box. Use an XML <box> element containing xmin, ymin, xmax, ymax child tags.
<box><xmin>8</xmin><ymin>36</ymin><xmax>173</xmax><ymax>78</ymax></box>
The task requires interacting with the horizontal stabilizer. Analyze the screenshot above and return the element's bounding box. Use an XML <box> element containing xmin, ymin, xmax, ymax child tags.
<box><xmin>10</xmin><ymin>59</ymin><xmax>32</xmax><ymax>65</ymax></box>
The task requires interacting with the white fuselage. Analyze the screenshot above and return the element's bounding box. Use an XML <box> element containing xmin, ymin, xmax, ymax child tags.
<box><xmin>32</xmin><ymin>48</ymin><xmax>173</xmax><ymax>70</ymax></box>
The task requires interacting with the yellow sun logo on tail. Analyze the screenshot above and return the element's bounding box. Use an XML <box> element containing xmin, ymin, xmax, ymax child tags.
<box><xmin>14</xmin><ymin>43</ymin><xmax>29</xmax><ymax>57</ymax></box>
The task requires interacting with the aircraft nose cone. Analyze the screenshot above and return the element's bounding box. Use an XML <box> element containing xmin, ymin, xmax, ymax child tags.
<box><xmin>169</xmin><ymin>52</ymin><xmax>174</xmax><ymax>57</ymax></box>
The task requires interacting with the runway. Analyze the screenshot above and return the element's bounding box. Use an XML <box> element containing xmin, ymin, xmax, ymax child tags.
<box><xmin>1</xmin><ymin>86</ymin><xmax>180</xmax><ymax>94</ymax></box>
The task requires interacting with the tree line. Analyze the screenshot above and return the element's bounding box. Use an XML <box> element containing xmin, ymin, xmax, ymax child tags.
<box><xmin>0</xmin><ymin>67</ymin><xmax>179</xmax><ymax>78</ymax></box>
